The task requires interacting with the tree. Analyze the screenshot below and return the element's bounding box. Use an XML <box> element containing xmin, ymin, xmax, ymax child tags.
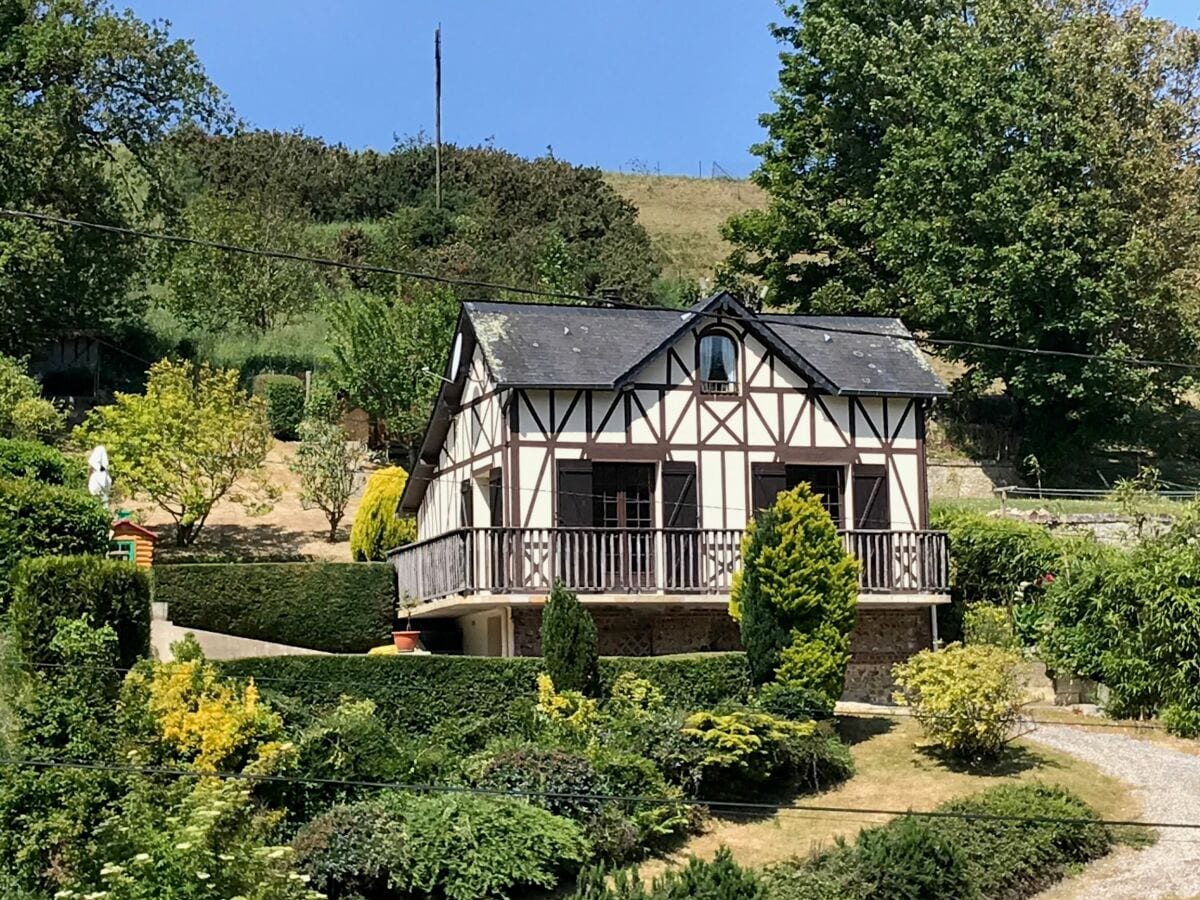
<box><xmin>725</xmin><ymin>0</ymin><xmax>1200</xmax><ymax>462</ymax></box>
<box><xmin>541</xmin><ymin>581</ymin><xmax>600</xmax><ymax>696</ymax></box>
<box><xmin>328</xmin><ymin>283</ymin><xmax>459</xmax><ymax>455</ymax></box>
<box><xmin>291</xmin><ymin>419</ymin><xmax>366</xmax><ymax>541</ymax></box>
<box><xmin>75</xmin><ymin>359</ymin><xmax>273</xmax><ymax>546</ymax></box>
<box><xmin>349</xmin><ymin>467</ymin><xmax>417</xmax><ymax>561</ymax></box>
<box><xmin>161</xmin><ymin>191</ymin><xmax>319</xmax><ymax>333</ymax></box>
<box><xmin>0</xmin><ymin>0</ymin><xmax>227</xmax><ymax>355</ymax></box>
<box><xmin>731</xmin><ymin>485</ymin><xmax>858</xmax><ymax>708</ymax></box>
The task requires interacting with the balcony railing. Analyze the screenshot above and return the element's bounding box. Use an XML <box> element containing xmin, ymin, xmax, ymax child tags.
<box><xmin>390</xmin><ymin>527</ymin><xmax>949</xmax><ymax>605</ymax></box>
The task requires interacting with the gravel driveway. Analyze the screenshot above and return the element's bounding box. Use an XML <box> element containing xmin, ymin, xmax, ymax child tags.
<box><xmin>1027</xmin><ymin>724</ymin><xmax>1200</xmax><ymax>900</ymax></box>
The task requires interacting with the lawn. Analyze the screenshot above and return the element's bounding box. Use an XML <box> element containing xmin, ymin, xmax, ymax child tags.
<box><xmin>645</xmin><ymin>715</ymin><xmax>1138</xmax><ymax>874</ymax></box>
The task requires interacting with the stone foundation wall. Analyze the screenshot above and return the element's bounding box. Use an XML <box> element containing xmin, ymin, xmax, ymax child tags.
<box><xmin>510</xmin><ymin>606</ymin><xmax>742</xmax><ymax>658</ymax></box>
<box><xmin>508</xmin><ymin>605</ymin><xmax>933</xmax><ymax>703</ymax></box>
<box><xmin>843</xmin><ymin>608</ymin><xmax>933</xmax><ymax>703</ymax></box>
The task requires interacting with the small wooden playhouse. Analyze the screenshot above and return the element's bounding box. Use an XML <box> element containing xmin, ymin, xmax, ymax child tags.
<box><xmin>109</xmin><ymin>519</ymin><xmax>157</xmax><ymax>568</ymax></box>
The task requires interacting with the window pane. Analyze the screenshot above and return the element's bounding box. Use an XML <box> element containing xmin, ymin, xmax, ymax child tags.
<box><xmin>700</xmin><ymin>335</ymin><xmax>735</xmax><ymax>387</ymax></box>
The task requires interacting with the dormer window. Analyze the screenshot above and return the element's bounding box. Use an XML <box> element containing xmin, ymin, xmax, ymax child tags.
<box><xmin>699</xmin><ymin>331</ymin><xmax>737</xmax><ymax>394</ymax></box>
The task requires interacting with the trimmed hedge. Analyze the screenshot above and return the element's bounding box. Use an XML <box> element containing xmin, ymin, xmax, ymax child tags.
<box><xmin>0</xmin><ymin>439</ymin><xmax>84</xmax><ymax>486</ymax></box>
<box><xmin>0</xmin><ymin>477</ymin><xmax>110</xmax><ymax>600</ymax></box>
<box><xmin>8</xmin><ymin>555</ymin><xmax>151</xmax><ymax>668</ymax></box>
<box><xmin>154</xmin><ymin>562</ymin><xmax>395</xmax><ymax>654</ymax></box>
<box><xmin>932</xmin><ymin>508</ymin><xmax>1061</xmax><ymax>606</ymax></box>
<box><xmin>253</xmin><ymin>373</ymin><xmax>305</xmax><ymax>441</ymax></box>
<box><xmin>766</xmin><ymin>783</ymin><xmax>1110</xmax><ymax>900</ymax></box>
<box><xmin>220</xmin><ymin>652</ymin><xmax>751</xmax><ymax>733</ymax></box>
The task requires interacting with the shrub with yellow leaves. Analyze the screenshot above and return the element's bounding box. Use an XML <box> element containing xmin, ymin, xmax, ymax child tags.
<box><xmin>121</xmin><ymin>648</ymin><xmax>284</xmax><ymax>773</ymax></box>
<box><xmin>892</xmin><ymin>642</ymin><xmax>1025</xmax><ymax>762</ymax></box>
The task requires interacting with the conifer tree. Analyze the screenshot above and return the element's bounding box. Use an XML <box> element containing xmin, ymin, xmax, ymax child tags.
<box><xmin>541</xmin><ymin>581</ymin><xmax>600</xmax><ymax>696</ymax></box>
<box><xmin>732</xmin><ymin>484</ymin><xmax>858</xmax><ymax>708</ymax></box>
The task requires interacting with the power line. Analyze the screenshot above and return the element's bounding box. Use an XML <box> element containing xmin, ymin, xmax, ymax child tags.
<box><xmin>0</xmin><ymin>208</ymin><xmax>607</xmax><ymax>305</ymax></box>
<box><xmin>0</xmin><ymin>755</ymin><xmax>1186</xmax><ymax>829</ymax></box>
<box><xmin>7</xmin><ymin>206</ymin><xmax>1200</xmax><ymax>373</ymax></box>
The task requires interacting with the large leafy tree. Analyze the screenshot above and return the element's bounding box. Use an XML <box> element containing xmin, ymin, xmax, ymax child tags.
<box><xmin>160</xmin><ymin>191</ymin><xmax>319</xmax><ymax>333</ymax></box>
<box><xmin>0</xmin><ymin>0</ymin><xmax>226</xmax><ymax>355</ymax></box>
<box><xmin>725</xmin><ymin>0</ymin><xmax>1200</xmax><ymax>460</ymax></box>
<box><xmin>328</xmin><ymin>283</ymin><xmax>459</xmax><ymax>455</ymax></box>
<box><xmin>76</xmin><ymin>359</ymin><xmax>273</xmax><ymax>546</ymax></box>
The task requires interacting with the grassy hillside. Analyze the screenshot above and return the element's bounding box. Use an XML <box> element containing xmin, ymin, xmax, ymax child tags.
<box><xmin>605</xmin><ymin>173</ymin><xmax>766</xmax><ymax>283</ymax></box>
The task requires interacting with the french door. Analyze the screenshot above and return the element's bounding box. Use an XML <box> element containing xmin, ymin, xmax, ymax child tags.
<box><xmin>593</xmin><ymin>463</ymin><xmax>655</xmax><ymax>589</ymax></box>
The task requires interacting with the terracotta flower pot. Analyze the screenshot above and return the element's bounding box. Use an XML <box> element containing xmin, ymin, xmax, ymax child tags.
<box><xmin>392</xmin><ymin>630</ymin><xmax>421</xmax><ymax>652</ymax></box>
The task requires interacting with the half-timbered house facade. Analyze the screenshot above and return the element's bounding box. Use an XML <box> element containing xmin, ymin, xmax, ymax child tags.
<box><xmin>391</xmin><ymin>292</ymin><xmax>950</xmax><ymax>699</ymax></box>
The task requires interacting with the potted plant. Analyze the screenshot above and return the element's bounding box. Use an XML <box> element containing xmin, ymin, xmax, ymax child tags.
<box><xmin>392</xmin><ymin>593</ymin><xmax>421</xmax><ymax>652</ymax></box>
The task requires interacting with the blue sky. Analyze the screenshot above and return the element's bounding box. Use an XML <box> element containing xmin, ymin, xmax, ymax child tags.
<box><xmin>129</xmin><ymin>1</ymin><xmax>1197</xmax><ymax>178</ymax></box>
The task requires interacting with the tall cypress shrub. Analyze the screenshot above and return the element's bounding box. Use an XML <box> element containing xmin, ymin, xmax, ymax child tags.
<box><xmin>541</xmin><ymin>581</ymin><xmax>599</xmax><ymax>696</ymax></box>
<box><xmin>350</xmin><ymin>467</ymin><xmax>417</xmax><ymax>561</ymax></box>
<box><xmin>731</xmin><ymin>484</ymin><xmax>858</xmax><ymax>706</ymax></box>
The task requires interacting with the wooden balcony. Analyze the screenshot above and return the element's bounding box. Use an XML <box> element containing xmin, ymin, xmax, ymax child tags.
<box><xmin>390</xmin><ymin>527</ymin><xmax>949</xmax><ymax>606</ymax></box>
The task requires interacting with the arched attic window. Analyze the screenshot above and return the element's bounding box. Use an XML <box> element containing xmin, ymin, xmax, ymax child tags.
<box><xmin>698</xmin><ymin>330</ymin><xmax>738</xmax><ymax>394</ymax></box>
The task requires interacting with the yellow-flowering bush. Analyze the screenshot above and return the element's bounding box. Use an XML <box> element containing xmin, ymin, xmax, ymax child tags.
<box><xmin>892</xmin><ymin>643</ymin><xmax>1025</xmax><ymax>761</ymax></box>
<box><xmin>123</xmin><ymin>653</ymin><xmax>284</xmax><ymax>772</ymax></box>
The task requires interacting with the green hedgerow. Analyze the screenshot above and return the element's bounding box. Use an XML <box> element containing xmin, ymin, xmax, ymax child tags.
<box><xmin>542</xmin><ymin>581</ymin><xmax>600</xmax><ymax>696</ymax></box>
<box><xmin>731</xmin><ymin>484</ymin><xmax>857</xmax><ymax>706</ymax></box>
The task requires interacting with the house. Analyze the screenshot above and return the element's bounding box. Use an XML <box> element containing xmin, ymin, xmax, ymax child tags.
<box><xmin>390</xmin><ymin>292</ymin><xmax>950</xmax><ymax>700</ymax></box>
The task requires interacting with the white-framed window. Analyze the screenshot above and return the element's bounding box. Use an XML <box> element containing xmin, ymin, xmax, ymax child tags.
<box><xmin>698</xmin><ymin>331</ymin><xmax>737</xmax><ymax>394</ymax></box>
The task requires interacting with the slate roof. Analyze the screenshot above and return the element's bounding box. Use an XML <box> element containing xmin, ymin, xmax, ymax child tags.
<box><xmin>463</xmin><ymin>295</ymin><xmax>947</xmax><ymax>398</ymax></box>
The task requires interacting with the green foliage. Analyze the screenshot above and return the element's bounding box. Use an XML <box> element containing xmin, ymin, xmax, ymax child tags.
<box><xmin>1036</xmin><ymin>530</ymin><xmax>1200</xmax><ymax>724</ymax></box>
<box><xmin>892</xmin><ymin>643</ymin><xmax>1024</xmax><ymax>762</ymax></box>
<box><xmin>0</xmin><ymin>438</ymin><xmax>84</xmax><ymax>485</ymax></box>
<box><xmin>931</xmin><ymin>784</ymin><xmax>1110</xmax><ymax>898</ymax></box>
<box><xmin>293</xmin><ymin>790</ymin><xmax>588</xmax><ymax>900</ymax></box>
<box><xmin>155</xmin><ymin>562</ymin><xmax>395</xmax><ymax>653</ymax></box>
<box><xmin>328</xmin><ymin>283</ymin><xmax>459</xmax><ymax>450</ymax></box>
<box><xmin>219</xmin><ymin>654</ymin><xmax>753</xmax><ymax>735</ymax></box>
<box><xmin>934</xmin><ymin>509</ymin><xmax>1061</xmax><ymax>606</ymax></box>
<box><xmin>475</xmin><ymin>743</ymin><xmax>605</xmax><ymax>821</ymax></box>
<box><xmin>284</xmin><ymin>697</ymin><xmax>410</xmax><ymax>822</ymax></box>
<box><xmin>161</xmin><ymin>191</ymin><xmax>319</xmax><ymax>334</ymax></box>
<box><xmin>350</xmin><ymin>466</ymin><xmax>418</xmax><ymax>560</ymax></box>
<box><xmin>8</xmin><ymin>556</ymin><xmax>150</xmax><ymax>669</ymax></box>
<box><xmin>754</xmin><ymin>681</ymin><xmax>834</xmax><ymax>721</ymax></box>
<box><xmin>62</xmin><ymin>777</ymin><xmax>320</xmax><ymax>900</ymax></box>
<box><xmin>543</xmin><ymin>581</ymin><xmax>601</xmax><ymax>695</ymax></box>
<box><xmin>0</xmin><ymin>619</ymin><xmax>125</xmax><ymax>894</ymax></box>
<box><xmin>572</xmin><ymin>847</ymin><xmax>766</xmax><ymax>899</ymax></box>
<box><xmin>0</xmin><ymin>356</ymin><xmax>65</xmax><ymax>440</ymax></box>
<box><xmin>76</xmin><ymin>359</ymin><xmax>274</xmax><ymax>546</ymax></box>
<box><xmin>726</xmin><ymin>0</ymin><xmax>1200</xmax><ymax>461</ymax></box>
<box><xmin>0</xmin><ymin>477</ymin><xmax>110</xmax><ymax>597</ymax></box>
<box><xmin>962</xmin><ymin>604</ymin><xmax>1018</xmax><ymax>650</ymax></box>
<box><xmin>732</xmin><ymin>484</ymin><xmax>857</xmax><ymax>705</ymax></box>
<box><xmin>854</xmin><ymin>816</ymin><xmax>972</xmax><ymax>900</ymax></box>
<box><xmin>254</xmin><ymin>374</ymin><xmax>306</xmax><ymax>440</ymax></box>
<box><xmin>608</xmin><ymin>672</ymin><xmax>665</xmax><ymax>718</ymax></box>
<box><xmin>767</xmin><ymin>784</ymin><xmax>1110</xmax><ymax>900</ymax></box>
<box><xmin>175</xmin><ymin>134</ymin><xmax>660</xmax><ymax>304</ymax></box>
<box><xmin>679</xmin><ymin>709</ymin><xmax>851</xmax><ymax>798</ymax></box>
<box><xmin>291</xmin><ymin>418</ymin><xmax>367</xmax><ymax>540</ymax></box>
<box><xmin>0</xmin><ymin>1</ymin><xmax>225</xmax><ymax>356</ymax></box>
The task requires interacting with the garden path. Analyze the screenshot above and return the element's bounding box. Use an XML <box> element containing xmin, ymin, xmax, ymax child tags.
<box><xmin>1028</xmin><ymin>724</ymin><xmax>1200</xmax><ymax>900</ymax></box>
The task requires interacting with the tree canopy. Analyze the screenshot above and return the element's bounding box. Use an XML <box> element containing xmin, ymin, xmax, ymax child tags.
<box><xmin>0</xmin><ymin>0</ymin><xmax>227</xmax><ymax>355</ymax></box>
<box><xmin>725</xmin><ymin>0</ymin><xmax>1200</xmax><ymax>461</ymax></box>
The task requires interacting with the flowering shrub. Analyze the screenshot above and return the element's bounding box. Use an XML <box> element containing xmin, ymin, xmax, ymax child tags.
<box><xmin>61</xmin><ymin>775</ymin><xmax>320</xmax><ymax>900</ymax></box>
<box><xmin>892</xmin><ymin>643</ymin><xmax>1024</xmax><ymax>761</ymax></box>
<box><xmin>122</xmin><ymin>652</ymin><xmax>284</xmax><ymax>772</ymax></box>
